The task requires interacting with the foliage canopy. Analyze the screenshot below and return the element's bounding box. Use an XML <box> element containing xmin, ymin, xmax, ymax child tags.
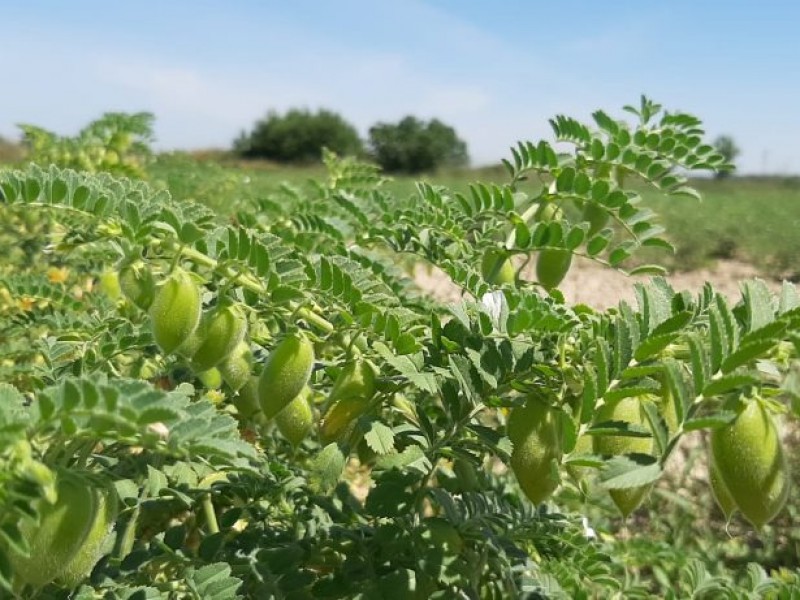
<box><xmin>368</xmin><ymin>115</ymin><xmax>469</xmax><ymax>173</ymax></box>
<box><xmin>0</xmin><ymin>97</ymin><xmax>798</xmax><ymax>598</ymax></box>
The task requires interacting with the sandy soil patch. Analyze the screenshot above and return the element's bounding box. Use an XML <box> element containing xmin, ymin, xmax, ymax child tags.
<box><xmin>414</xmin><ymin>258</ymin><xmax>784</xmax><ymax>310</ymax></box>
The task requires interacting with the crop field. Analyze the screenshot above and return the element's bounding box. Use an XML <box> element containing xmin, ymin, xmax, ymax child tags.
<box><xmin>1</xmin><ymin>104</ymin><xmax>799</xmax><ymax>599</ymax></box>
<box><xmin>153</xmin><ymin>153</ymin><xmax>800</xmax><ymax>279</ymax></box>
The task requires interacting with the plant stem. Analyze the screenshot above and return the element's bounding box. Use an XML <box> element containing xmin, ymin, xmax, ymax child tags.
<box><xmin>113</xmin><ymin>484</ymin><xmax>149</xmax><ymax>563</ymax></box>
<box><xmin>201</xmin><ymin>493</ymin><xmax>220</xmax><ymax>534</ymax></box>
<box><xmin>167</xmin><ymin>242</ymin><xmax>335</xmax><ymax>334</ymax></box>
<box><xmin>114</xmin><ymin>503</ymin><xmax>141</xmax><ymax>563</ymax></box>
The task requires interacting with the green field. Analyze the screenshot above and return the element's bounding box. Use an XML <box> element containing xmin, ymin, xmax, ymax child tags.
<box><xmin>4</xmin><ymin>146</ymin><xmax>798</xmax><ymax>278</ymax></box>
<box><xmin>149</xmin><ymin>153</ymin><xmax>800</xmax><ymax>279</ymax></box>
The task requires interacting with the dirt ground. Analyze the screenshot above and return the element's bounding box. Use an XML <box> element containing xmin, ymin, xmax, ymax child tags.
<box><xmin>413</xmin><ymin>257</ymin><xmax>783</xmax><ymax>310</ymax></box>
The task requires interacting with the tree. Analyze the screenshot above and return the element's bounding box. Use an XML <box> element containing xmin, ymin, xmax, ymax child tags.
<box><xmin>235</xmin><ymin>108</ymin><xmax>363</xmax><ymax>163</ymax></box>
<box><xmin>713</xmin><ymin>135</ymin><xmax>740</xmax><ymax>178</ymax></box>
<box><xmin>368</xmin><ymin>116</ymin><xmax>468</xmax><ymax>173</ymax></box>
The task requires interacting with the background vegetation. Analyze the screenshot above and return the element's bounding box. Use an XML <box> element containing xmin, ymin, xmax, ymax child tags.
<box><xmin>232</xmin><ymin>109</ymin><xmax>469</xmax><ymax>174</ymax></box>
<box><xmin>233</xmin><ymin>109</ymin><xmax>363</xmax><ymax>164</ymax></box>
<box><xmin>139</xmin><ymin>154</ymin><xmax>800</xmax><ymax>281</ymax></box>
<box><xmin>367</xmin><ymin>116</ymin><xmax>469</xmax><ymax>173</ymax></box>
<box><xmin>6</xmin><ymin>137</ymin><xmax>793</xmax><ymax>277</ymax></box>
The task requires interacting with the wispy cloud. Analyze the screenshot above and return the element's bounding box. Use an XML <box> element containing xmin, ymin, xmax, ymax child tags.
<box><xmin>92</xmin><ymin>53</ymin><xmax>504</xmax><ymax>159</ymax></box>
<box><xmin>1</xmin><ymin>0</ymin><xmax>797</xmax><ymax>172</ymax></box>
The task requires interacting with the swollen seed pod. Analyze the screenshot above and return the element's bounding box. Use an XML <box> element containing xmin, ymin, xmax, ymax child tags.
<box><xmin>423</xmin><ymin>518</ymin><xmax>464</xmax><ymax>555</ymax></box>
<box><xmin>98</xmin><ymin>270</ymin><xmax>122</xmax><ymax>301</ymax></box>
<box><xmin>258</xmin><ymin>333</ymin><xmax>315</xmax><ymax>419</ymax></box>
<box><xmin>566</xmin><ymin>432</ymin><xmax>593</xmax><ymax>481</ymax></box>
<box><xmin>452</xmin><ymin>457</ymin><xmax>481</xmax><ymax>493</ymax></box>
<box><xmin>480</xmin><ymin>248</ymin><xmax>515</xmax><ymax>286</ymax></box>
<box><xmin>709</xmin><ymin>457</ymin><xmax>737</xmax><ymax>521</ymax></box>
<box><xmin>535</xmin><ymin>202</ymin><xmax>562</xmax><ymax>223</ymax></box>
<box><xmin>711</xmin><ymin>399</ymin><xmax>790</xmax><ymax>528</ymax></box>
<box><xmin>149</xmin><ymin>268</ymin><xmax>202</xmax><ymax>355</ymax></box>
<box><xmin>118</xmin><ymin>260</ymin><xmax>156</xmax><ymax>310</ymax></box>
<box><xmin>197</xmin><ymin>367</ymin><xmax>223</xmax><ymax>390</ymax></box>
<box><xmin>11</xmin><ymin>471</ymin><xmax>98</xmax><ymax>587</ymax></box>
<box><xmin>219</xmin><ymin>341</ymin><xmax>253</xmax><ymax>392</ymax></box>
<box><xmin>536</xmin><ymin>248</ymin><xmax>572</xmax><ymax>290</ymax></box>
<box><xmin>320</xmin><ymin>359</ymin><xmax>377</xmax><ymax>443</ymax></box>
<box><xmin>610</xmin><ymin>487</ymin><xmax>652</xmax><ymax>519</ymax></box>
<box><xmin>593</xmin><ymin>395</ymin><xmax>656</xmax><ymax>517</ymax></box>
<box><xmin>509</xmin><ymin>399</ymin><xmax>563</xmax><ymax>504</ymax></box>
<box><xmin>233</xmin><ymin>376</ymin><xmax>261</xmax><ymax>420</ymax></box>
<box><xmin>59</xmin><ymin>483</ymin><xmax>119</xmax><ymax>588</ymax></box>
<box><xmin>188</xmin><ymin>304</ymin><xmax>248</xmax><ymax>372</ymax></box>
<box><xmin>275</xmin><ymin>387</ymin><xmax>314</xmax><ymax>446</ymax></box>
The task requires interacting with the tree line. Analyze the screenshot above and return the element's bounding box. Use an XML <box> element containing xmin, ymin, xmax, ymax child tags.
<box><xmin>233</xmin><ymin>109</ymin><xmax>469</xmax><ymax>174</ymax></box>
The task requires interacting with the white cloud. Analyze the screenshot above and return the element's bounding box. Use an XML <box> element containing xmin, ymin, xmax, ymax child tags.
<box><xmin>95</xmin><ymin>60</ymin><xmax>272</xmax><ymax>123</ymax></box>
<box><xmin>1</xmin><ymin>1</ymin><xmax>797</xmax><ymax>173</ymax></box>
<box><xmin>423</xmin><ymin>87</ymin><xmax>492</xmax><ymax>116</ymax></box>
<box><xmin>89</xmin><ymin>49</ymin><xmax>507</xmax><ymax>160</ymax></box>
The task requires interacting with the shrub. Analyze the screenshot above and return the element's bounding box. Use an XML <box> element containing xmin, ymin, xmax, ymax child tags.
<box><xmin>235</xmin><ymin>108</ymin><xmax>363</xmax><ymax>163</ymax></box>
<box><xmin>368</xmin><ymin>115</ymin><xmax>469</xmax><ymax>173</ymax></box>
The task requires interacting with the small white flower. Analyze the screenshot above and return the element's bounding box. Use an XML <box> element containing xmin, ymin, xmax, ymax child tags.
<box><xmin>146</xmin><ymin>422</ymin><xmax>170</xmax><ymax>440</ymax></box>
<box><xmin>481</xmin><ymin>290</ymin><xmax>506</xmax><ymax>329</ymax></box>
<box><xmin>581</xmin><ymin>516</ymin><xmax>597</xmax><ymax>540</ymax></box>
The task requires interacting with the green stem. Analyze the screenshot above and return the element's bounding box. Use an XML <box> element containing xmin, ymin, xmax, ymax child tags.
<box><xmin>41</xmin><ymin>433</ymin><xmax>67</xmax><ymax>466</ymax></box>
<box><xmin>201</xmin><ymin>493</ymin><xmax>220</xmax><ymax>534</ymax></box>
<box><xmin>505</xmin><ymin>200</ymin><xmax>544</xmax><ymax>249</ymax></box>
<box><xmin>346</xmin><ymin>331</ymin><xmax>365</xmax><ymax>358</ymax></box>
<box><xmin>114</xmin><ymin>503</ymin><xmax>141</xmax><ymax>563</ymax></box>
<box><xmin>167</xmin><ymin>244</ymin><xmax>183</xmax><ymax>273</ymax></box>
<box><xmin>168</xmin><ymin>242</ymin><xmax>334</xmax><ymax>334</ymax></box>
<box><xmin>72</xmin><ymin>439</ymin><xmax>96</xmax><ymax>469</ymax></box>
<box><xmin>113</xmin><ymin>485</ymin><xmax>149</xmax><ymax>563</ymax></box>
<box><xmin>412</xmin><ymin>400</ymin><xmax>487</xmax><ymax>519</ymax></box>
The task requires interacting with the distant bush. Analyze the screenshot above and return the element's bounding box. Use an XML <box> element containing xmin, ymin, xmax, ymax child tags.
<box><xmin>235</xmin><ymin>109</ymin><xmax>363</xmax><ymax>163</ymax></box>
<box><xmin>368</xmin><ymin>116</ymin><xmax>469</xmax><ymax>173</ymax></box>
<box><xmin>712</xmin><ymin>135</ymin><xmax>740</xmax><ymax>179</ymax></box>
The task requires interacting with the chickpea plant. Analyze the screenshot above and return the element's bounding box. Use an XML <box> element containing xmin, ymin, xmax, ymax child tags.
<box><xmin>17</xmin><ymin>112</ymin><xmax>154</xmax><ymax>178</ymax></box>
<box><xmin>0</xmin><ymin>97</ymin><xmax>799</xmax><ymax>598</ymax></box>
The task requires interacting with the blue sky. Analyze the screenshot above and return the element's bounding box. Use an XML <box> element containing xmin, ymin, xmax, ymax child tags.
<box><xmin>1</xmin><ymin>0</ymin><xmax>798</xmax><ymax>173</ymax></box>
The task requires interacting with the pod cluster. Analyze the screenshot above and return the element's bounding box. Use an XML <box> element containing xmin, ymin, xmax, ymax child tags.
<box><xmin>507</xmin><ymin>391</ymin><xmax>791</xmax><ymax>529</ymax></box>
<box><xmin>141</xmin><ymin>266</ymin><xmax>378</xmax><ymax>448</ymax></box>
